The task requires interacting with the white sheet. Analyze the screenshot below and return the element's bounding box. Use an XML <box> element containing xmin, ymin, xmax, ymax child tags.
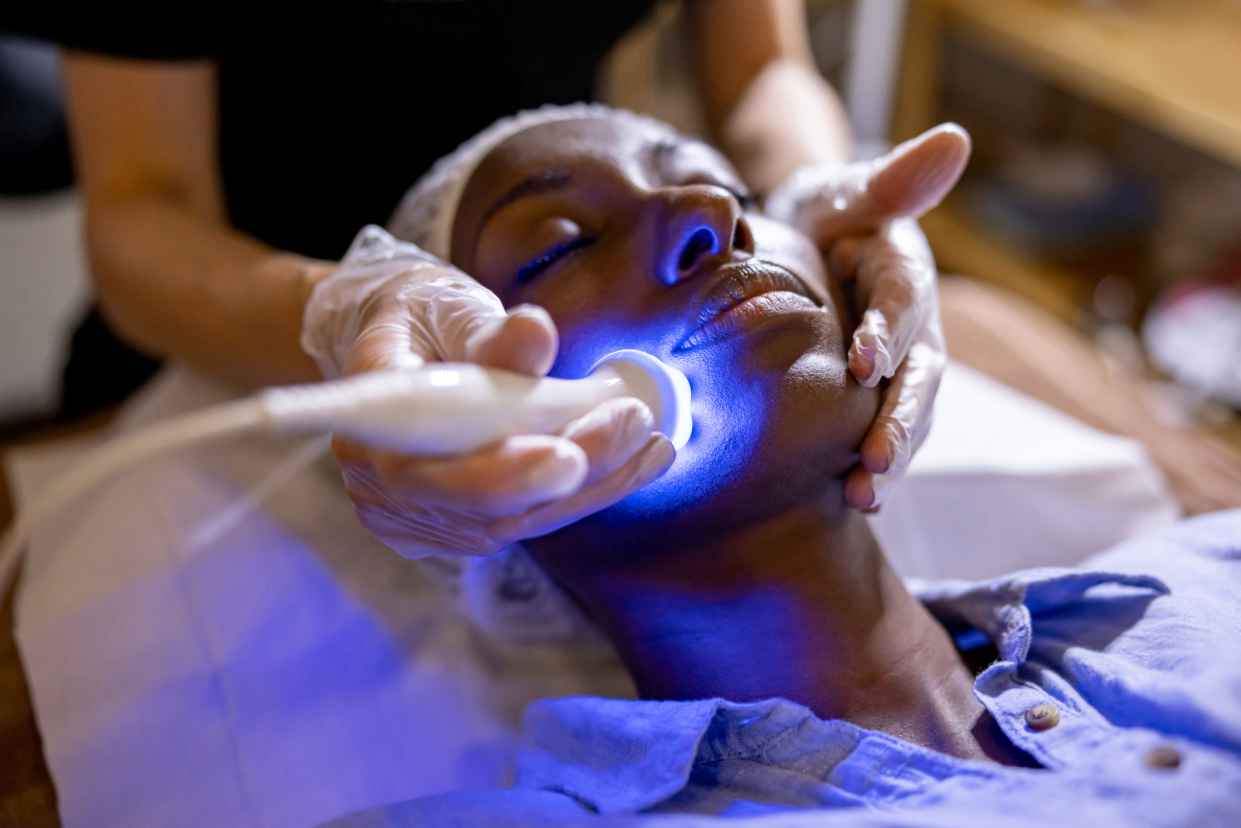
<box><xmin>870</xmin><ymin>362</ymin><xmax>1180</xmax><ymax>579</ymax></box>
<box><xmin>5</xmin><ymin>361</ymin><xmax>1179</xmax><ymax>828</ymax></box>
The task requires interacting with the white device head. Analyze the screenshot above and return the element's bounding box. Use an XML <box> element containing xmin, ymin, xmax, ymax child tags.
<box><xmin>590</xmin><ymin>350</ymin><xmax>693</xmax><ymax>450</ymax></box>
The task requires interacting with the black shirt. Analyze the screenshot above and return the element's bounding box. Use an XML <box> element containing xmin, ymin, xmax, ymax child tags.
<box><xmin>5</xmin><ymin>0</ymin><xmax>658</xmax><ymax>415</ymax></box>
<box><xmin>10</xmin><ymin>0</ymin><xmax>659</xmax><ymax>259</ymax></box>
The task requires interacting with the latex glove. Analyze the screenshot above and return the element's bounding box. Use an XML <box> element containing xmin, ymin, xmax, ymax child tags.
<box><xmin>766</xmin><ymin>124</ymin><xmax>971</xmax><ymax>510</ymax></box>
<box><xmin>303</xmin><ymin>225</ymin><xmax>675</xmax><ymax>558</ymax></box>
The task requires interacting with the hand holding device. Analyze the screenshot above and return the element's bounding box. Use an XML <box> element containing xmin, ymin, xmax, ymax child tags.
<box><xmin>302</xmin><ymin>226</ymin><xmax>677</xmax><ymax>558</ymax></box>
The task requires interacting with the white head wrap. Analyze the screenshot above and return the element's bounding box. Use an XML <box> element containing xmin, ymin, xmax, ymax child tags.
<box><xmin>387</xmin><ymin>102</ymin><xmax>679</xmax><ymax>260</ymax></box>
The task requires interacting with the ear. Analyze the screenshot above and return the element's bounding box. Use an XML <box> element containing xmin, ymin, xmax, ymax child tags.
<box><xmin>865</xmin><ymin>123</ymin><xmax>972</xmax><ymax>222</ymax></box>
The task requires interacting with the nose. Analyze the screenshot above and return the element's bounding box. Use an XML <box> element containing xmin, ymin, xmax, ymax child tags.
<box><xmin>656</xmin><ymin>186</ymin><xmax>753</xmax><ymax>286</ymax></box>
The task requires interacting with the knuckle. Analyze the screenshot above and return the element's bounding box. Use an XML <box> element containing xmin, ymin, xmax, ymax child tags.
<box><xmin>331</xmin><ymin>435</ymin><xmax>369</xmax><ymax>464</ymax></box>
<box><xmin>372</xmin><ymin>451</ymin><xmax>428</xmax><ymax>487</ymax></box>
<box><xmin>602</xmin><ymin>397</ymin><xmax>654</xmax><ymax>434</ymax></box>
<box><xmin>452</xmin><ymin>444</ymin><xmax>565</xmax><ymax>499</ymax></box>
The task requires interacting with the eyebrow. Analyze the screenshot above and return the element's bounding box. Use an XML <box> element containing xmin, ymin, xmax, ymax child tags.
<box><xmin>479</xmin><ymin>167</ymin><xmax>573</xmax><ymax>229</ymax></box>
<box><xmin>647</xmin><ymin>137</ymin><xmax>688</xmax><ymax>165</ymax></box>
<box><xmin>646</xmin><ymin>136</ymin><xmax>751</xmax><ymax>196</ymax></box>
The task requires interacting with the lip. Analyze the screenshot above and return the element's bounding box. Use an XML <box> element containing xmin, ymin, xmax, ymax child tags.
<box><xmin>675</xmin><ymin>260</ymin><xmax>822</xmax><ymax>351</ymax></box>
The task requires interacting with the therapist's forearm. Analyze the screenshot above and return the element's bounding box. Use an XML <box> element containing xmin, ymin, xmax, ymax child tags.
<box><xmin>62</xmin><ymin>52</ymin><xmax>331</xmax><ymax>387</ymax></box>
<box><xmin>688</xmin><ymin>0</ymin><xmax>852</xmax><ymax>192</ymax></box>
<box><xmin>718</xmin><ymin>60</ymin><xmax>852</xmax><ymax>193</ymax></box>
<box><xmin>86</xmin><ymin>200</ymin><xmax>331</xmax><ymax>386</ymax></box>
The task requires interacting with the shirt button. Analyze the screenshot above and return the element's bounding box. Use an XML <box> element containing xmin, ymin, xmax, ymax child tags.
<box><xmin>1025</xmin><ymin>703</ymin><xmax>1060</xmax><ymax>731</ymax></box>
<box><xmin>1144</xmin><ymin>745</ymin><xmax>1181</xmax><ymax>770</ymax></box>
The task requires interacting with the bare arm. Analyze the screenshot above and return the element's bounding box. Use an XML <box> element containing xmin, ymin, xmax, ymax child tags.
<box><xmin>686</xmin><ymin>0</ymin><xmax>851</xmax><ymax>192</ymax></box>
<box><xmin>61</xmin><ymin>52</ymin><xmax>333</xmax><ymax>386</ymax></box>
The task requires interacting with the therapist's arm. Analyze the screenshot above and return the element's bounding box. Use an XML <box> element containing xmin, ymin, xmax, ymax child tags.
<box><xmin>62</xmin><ymin>51</ymin><xmax>665</xmax><ymax>556</ymax></box>
<box><xmin>686</xmin><ymin>0</ymin><xmax>851</xmax><ymax>192</ymax></box>
<box><xmin>61</xmin><ymin>52</ymin><xmax>332</xmax><ymax>386</ymax></box>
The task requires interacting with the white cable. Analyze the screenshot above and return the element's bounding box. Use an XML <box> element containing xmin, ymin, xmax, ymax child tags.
<box><xmin>187</xmin><ymin>434</ymin><xmax>333</xmax><ymax>552</ymax></box>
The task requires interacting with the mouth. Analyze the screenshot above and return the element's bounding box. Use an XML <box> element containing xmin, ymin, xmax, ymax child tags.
<box><xmin>675</xmin><ymin>260</ymin><xmax>822</xmax><ymax>351</ymax></box>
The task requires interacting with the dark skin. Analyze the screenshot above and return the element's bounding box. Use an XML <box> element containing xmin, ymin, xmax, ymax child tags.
<box><xmin>451</xmin><ymin>118</ymin><xmax>1033</xmax><ymax>767</ymax></box>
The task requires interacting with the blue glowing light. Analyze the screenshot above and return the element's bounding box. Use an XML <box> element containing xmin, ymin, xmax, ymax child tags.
<box><xmin>590</xmin><ymin>350</ymin><xmax>693</xmax><ymax>450</ymax></box>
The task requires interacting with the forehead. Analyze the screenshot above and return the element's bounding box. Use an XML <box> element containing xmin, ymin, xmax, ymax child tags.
<box><xmin>468</xmin><ymin>117</ymin><xmax>735</xmax><ymax>196</ymax></box>
<box><xmin>451</xmin><ymin>117</ymin><xmax>743</xmax><ymax>265</ymax></box>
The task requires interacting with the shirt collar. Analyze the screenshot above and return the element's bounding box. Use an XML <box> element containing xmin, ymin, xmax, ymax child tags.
<box><xmin>908</xmin><ymin>567</ymin><xmax>1168</xmax><ymax>663</ymax></box>
<box><xmin>515</xmin><ymin>696</ymin><xmax>872</xmax><ymax>814</ymax></box>
<box><xmin>512</xmin><ymin>567</ymin><xmax>1169</xmax><ymax>814</ymax></box>
<box><xmin>514</xmin><ymin>695</ymin><xmax>725</xmax><ymax>814</ymax></box>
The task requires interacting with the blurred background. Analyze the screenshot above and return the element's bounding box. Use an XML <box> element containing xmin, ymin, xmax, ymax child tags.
<box><xmin>1</xmin><ymin>0</ymin><xmax>1240</xmax><ymax>452</ymax></box>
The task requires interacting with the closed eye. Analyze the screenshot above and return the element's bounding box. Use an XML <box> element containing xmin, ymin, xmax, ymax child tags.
<box><xmin>517</xmin><ymin>235</ymin><xmax>595</xmax><ymax>283</ymax></box>
<box><xmin>724</xmin><ymin>186</ymin><xmax>758</xmax><ymax>211</ymax></box>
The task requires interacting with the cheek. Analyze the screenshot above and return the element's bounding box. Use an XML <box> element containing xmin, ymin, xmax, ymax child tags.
<box><xmin>476</xmin><ymin>217</ymin><xmax>584</xmax><ymax>293</ymax></box>
<box><xmin>541</xmin><ymin>292</ymin><xmax>656</xmax><ymax>378</ymax></box>
<box><xmin>520</xmin><ymin>280</ymin><xmax>684</xmax><ymax>380</ymax></box>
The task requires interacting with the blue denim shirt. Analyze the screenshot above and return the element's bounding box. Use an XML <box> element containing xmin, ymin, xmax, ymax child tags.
<box><xmin>323</xmin><ymin>510</ymin><xmax>1241</xmax><ymax>827</ymax></box>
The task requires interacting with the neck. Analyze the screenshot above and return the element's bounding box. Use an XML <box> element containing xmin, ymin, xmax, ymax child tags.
<box><xmin>538</xmin><ymin>505</ymin><xmax>1001</xmax><ymax>761</ymax></box>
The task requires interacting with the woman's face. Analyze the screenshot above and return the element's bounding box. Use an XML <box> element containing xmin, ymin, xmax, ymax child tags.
<box><xmin>452</xmin><ymin>117</ymin><xmax>878</xmax><ymax>556</ymax></box>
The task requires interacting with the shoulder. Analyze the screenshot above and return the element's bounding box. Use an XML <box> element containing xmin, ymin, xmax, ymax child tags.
<box><xmin>1029</xmin><ymin>511</ymin><xmax>1241</xmax><ymax>752</ymax></box>
<box><xmin>1043</xmin><ymin>509</ymin><xmax>1241</xmax><ymax>661</ymax></box>
<box><xmin>1082</xmin><ymin>508</ymin><xmax>1241</xmax><ymax>615</ymax></box>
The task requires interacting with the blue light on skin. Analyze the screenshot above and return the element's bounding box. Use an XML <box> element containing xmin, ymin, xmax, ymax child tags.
<box><xmin>588</xmin><ymin>350</ymin><xmax>691</xmax><ymax>450</ymax></box>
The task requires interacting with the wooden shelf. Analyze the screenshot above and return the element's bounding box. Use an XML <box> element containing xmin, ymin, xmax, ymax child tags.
<box><xmin>921</xmin><ymin>0</ymin><xmax>1241</xmax><ymax>167</ymax></box>
<box><xmin>921</xmin><ymin>199</ymin><xmax>1090</xmax><ymax>325</ymax></box>
<box><xmin>894</xmin><ymin>0</ymin><xmax>1241</xmax><ymax>326</ymax></box>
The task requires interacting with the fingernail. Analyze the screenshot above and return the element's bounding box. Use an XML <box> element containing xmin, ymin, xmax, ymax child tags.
<box><xmin>524</xmin><ymin>442</ymin><xmax>588</xmax><ymax>498</ymax></box>
<box><xmin>863</xmin><ymin>432</ymin><xmax>893</xmax><ymax>474</ymax></box>
<box><xmin>844</xmin><ymin>473</ymin><xmax>874</xmax><ymax>510</ymax></box>
<box><xmin>872</xmin><ymin>342</ymin><xmax>893</xmax><ymax>379</ymax></box>
<box><xmin>503</xmin><ymin>306</ymin><xmax>558</xmax><ymax>375</ymax></box>
<box><xmin>594</xmin><ymin>400</ymin><xmax>654</xmax><ymax>460</ymax></box>
<box><xmin>618</xmin><ymin>402</ymin><xmax>656</xmax><ymax>454</ymax></box>
<box><xmin>507</xmin><ymin>303</ymin><xmax>552</xmax><ymax>327</ymax></box>
<box><xmin>636</xmin><ymin>437</ymin><xmax>676</xmax><ymax>480</ymax></box>
<box><xmin>852</xmin><ymin>344</ymin><xmax>876</xmax><ymax>382</ymax></box>
<box><xmin>869</xmin><ymin>473</ymin><xmax>897</xmax><ymax>508</ymax></box>
<box><xmin>564</xmin><ymin>399</ymin><xmax>654</xmax><ymax>457</ymax></box>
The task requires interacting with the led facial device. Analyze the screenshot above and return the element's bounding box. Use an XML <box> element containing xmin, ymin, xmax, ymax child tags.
<box><xmin>267</xmin><ymin>348</ymin><xmax>692</xmax><ymax>455</ymax></box>
<box><xmin>0</xmin><ymin>351</ymin><xmax>692</xmax><ymax>588</ymax></box>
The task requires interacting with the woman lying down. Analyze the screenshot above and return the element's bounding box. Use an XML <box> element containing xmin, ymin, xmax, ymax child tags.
<box><xmin>319</xmin><ymin>106</ymin><xmax>1241</xmax><ymax>826</ymax></box>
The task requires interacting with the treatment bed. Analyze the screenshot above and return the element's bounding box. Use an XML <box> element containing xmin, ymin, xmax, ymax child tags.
<box><xmin>2</xmin><ymin>278</ymin><xmax>1239</xmax><ymax>828</ymax></box>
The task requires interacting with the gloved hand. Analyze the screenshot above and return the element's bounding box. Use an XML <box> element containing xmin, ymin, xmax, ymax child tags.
<box><xmin>303</xmin><ymin>225</ymin><xmax>674</xmax><ymax>558</ymax></box>
<box><xmin>766</xmin><ymin>124</ymin><xmax>971</xmax><ymax>510</ymax></box>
